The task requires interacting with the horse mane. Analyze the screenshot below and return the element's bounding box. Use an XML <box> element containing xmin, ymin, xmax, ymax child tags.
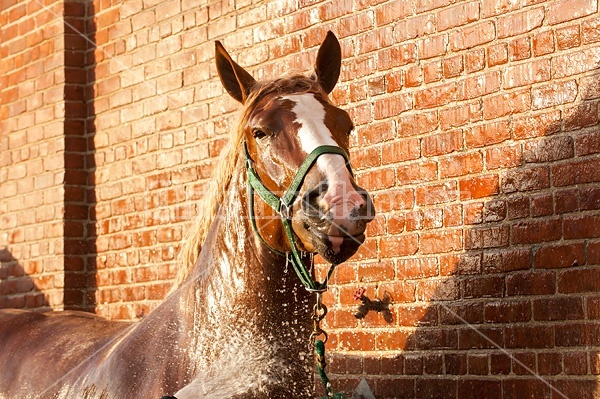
<box><xmin>175</xmin><ymin>73</ymin><xmax>328</xmax><ymax>286</ymax></box>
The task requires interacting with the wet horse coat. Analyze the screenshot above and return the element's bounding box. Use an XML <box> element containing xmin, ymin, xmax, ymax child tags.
<box><xmin>0</xmin><ymin>32</ymin><xmax>374</xmax><ymax>398</ymax></box>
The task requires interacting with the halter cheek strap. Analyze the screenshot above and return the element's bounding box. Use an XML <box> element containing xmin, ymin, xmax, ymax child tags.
<box><xmin>244</xmin><ymin>142</ymin><xmax>352</xmax><ymax>292</ymax></box>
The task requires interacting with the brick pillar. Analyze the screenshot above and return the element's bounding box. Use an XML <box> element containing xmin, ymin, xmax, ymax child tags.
<box><xmin>0</xmin><ymin>0</ymin><xmax>96</xmax><ymax>312</ymax></box>
<box><xmin>63</xmin><ymin>0</ymin><xmax>95</xmax><ymax>311</ymax></box>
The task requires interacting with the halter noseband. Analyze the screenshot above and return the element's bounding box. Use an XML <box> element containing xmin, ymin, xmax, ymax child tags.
<box><xmin>244</xmin><ymin>142</ymin><xmax>353</xmax><ymax>292</ymax></box>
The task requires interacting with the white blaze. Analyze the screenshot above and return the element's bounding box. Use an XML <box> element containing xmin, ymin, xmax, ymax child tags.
<box><xmin>282</xmin><ymin>94</ymin><xmax>351</xmax><ymax>184</ymax></box>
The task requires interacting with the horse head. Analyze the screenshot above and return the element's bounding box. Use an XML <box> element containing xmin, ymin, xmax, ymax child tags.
<box><xmin>215</xmin><ymin>32</ymin><xmax>375</xmax><ymax>272</ymax></box>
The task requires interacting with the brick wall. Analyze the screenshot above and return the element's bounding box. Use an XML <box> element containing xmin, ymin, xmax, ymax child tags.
<box><xmin>2</xmin><ymin>0</ymin><xmax>600</xmax><ymax>397</ymax></box>
<box><xmin>1</xmin><ymin>0</ymin><xmax>69</xmax><ymax>310</ymax></box>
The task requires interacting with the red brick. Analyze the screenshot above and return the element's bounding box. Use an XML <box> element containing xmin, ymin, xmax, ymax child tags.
<box><xmin>458</xmin><ymin>327</ymin><xmax>503</xmax><ymax>350</ymax></box>
<box><xmin>506</xmin><ymin>270</ymin><xmax>555</xmax><ymax>296</ymax></box>
<box><xmin>395</xmin><ymin>161</ymin><xmax>437</xmax><ymax>184</ymax></box>
<box><xmin>459</xmin><ymin>175</ymin><xmax>499</xmax><ymax>200</ymax></box>
<box><xmin>439</xmin><ymin>152</ymin><xmax>483</xmax><ymax>178</ymax></box>
<box><xmin>414</xmin><ymin>82</ymin><xmax>456</xmax><ymax>109</ymax></box>
<box><xmin>533</xmin><ymin>30</ymin><xmax>555</xmax><ymax>56</ymax></box>
<box><xmin>357</xmin><ymin>120</ymin><xmax>395</xmax><ymax>146</ymax></box>
<box><xmin>497</xmin><ymin>7</ymin><xmax>544</xmax><ymax>39</ymax></box>
<box><xmin>552</xmin><ymin>158</ymin><xmax>600</xmax><ymax>187</ymax></box>
<box><xmin>552</xmin><ymin>379</ymin><xmax>599</xmax><ymax>398</ymax></box>
<box><xmin>547</xmin><ymin>0</ymin><xmax>598</xmax><ymax>25</ymax></box>
<box><xmin>564</xmin><ymin>101</ymin><xmax>599</xmax><ymax>131</ymax></box>
<box><xmin>420</xmin><ymin>229</ymin><xmax>462</xmax><ymax>254</ymax></box>
<box><xmin>439</xmin><ymin>300</ymin><xmax>483</xmax><ymax>324</ymax></box>
<box><xmin>511</xmin><ymin>352</ymin><xmax>537</xmax><ymax>375</ymax></box>
<box><xmin>512</xmin><ymin>218</ymin><xmax>563</xmax><ymax>244</ymax></box>
<box><xmin>422</xmin><ymin>60</ymin><xmax>442</xmax><ymax>83</ymax></box>
<box><xmin>488</xmin><ymin>353</ymin><xmax>510</xmax><ymax>375</ymax></box>
<box><xmin>399</xmin><ymin>111</ymin><xmax>439</xmax><ymax>136</ymax></box>
<box><xmin>523</xmin><ymin>135</ymin><xmax>574</xmax><ymax>163</ymax></box>
<box><xmin>374</xmin><ymin>0</ymin><xmax>411</xmax><ymax>25</ymax></box>
<box><xmin>466</xmin><ymin>120</ymin><xmax>510</xmax><ymax>148</ymax></box>
<box><xmin>501</xmin><ymin>166</ymin><xmax>550</xmax><ymax>193</ymax></box>
<box><xmin>356</xmin><ymin>168</ymin><xmax>395</xmax><ymax>190</ymax></box>
<box><xmin>464</xmin><ymin>202</ymin><xmax>484</xmax><ymax>225</ymax></box>
<box><xmin>405</xmin><ymin>208</ymin><xmax>443</xmax><ymax>231</ymax></box>
<box><xmin>372</xmin><ymin>189</ymin><xmax>413</xmax><ymax>212</ymax></box>
<box><xmin>503</xmin><ymin>378</ymin><xmax>552</xmax><ymax>398</ymax></box>
<box><xmin>443</xmin><ymin>204</ymin><xmax>462</xmax><ymax>227</ymax></box>
<box><xmin>417</xmin><ymin>34</ymin><xmax>446</xmax><ymax>60</ymax></box>
<box><xmin>378</xmin><ymin>43</ymin><xmax>416</xmax><ymax>69</ymax></box>
<box><xmin>380</xmin><ymin>234</ymin><xmax>419</xmax><ymax>257</ymax></box>
<box><xmin>530</xmin><ymin>193</ymin><xmax>553</xmax><ymax>217</ymax></box>
<box><xmin>483</xmin><ymin>89</ymin><xmax>531</xmax><ymax>120</ymax></box>
<box><xmin>564</xmin><ymin>214</ymin><xmax>600</xmax><ymax>239</ymax></box>
<box><xmin>590</xmin><ymin>242</ymin><xmax>600</xmax><ymax>265</ymax></box>
<box><xmin>487</xmin><ymin>43</ymin><xmax>508</xmax><ymax>67</ymax></box>
<box><xmin>504</xmin><ymin>58</ymin><xmax>550</xmax><ymax>89</ymax></box>
<box><xmin>449</xmin><ymin>21</ymin><xmax>495</xmax><ymax>51</ymax></box>
<box><xmin>484</xmin><ymin>300</ymin><xmax>531</xmax><ymax>323</ymax></box>
<box><xmin>445</xmin><ymin>353</ymin><xmax>467</xmax><ymax>375</ymax></box>
<box><xmin>422</xmin><ymin>130</ymin><xmax>462</xmax><ymax>156</ymax></box>
<box><xmin>538</xmin><ymin>352</ymin><xmax>562</xmax><ymax>375</ymax></box>
<box><xmin>373</xmin><ymin>93</ymin><xmax>412</xmax><ymax>119</ymax></box>
<box><xmin>557</xmin><ymin>322</ymin><xmax>592</xmax><ymax>347</ymax></box>
<box><xmin>457</xmin><ymin>71</ymin><xmax>501</xmax><ymax>100</ymax></box>
<box><xmin>556</xmin><ymin>25</ymin><xmax>582</xmax><ymax>50</ymax></box>
<box><xmin>405</xmin><ymin>65</ymin><xmax>423</xmax><ymax>87</ymax></box>
<box><xmin>467</xmin><ymin>354</ymin><xmax>489</xmax><ymax>375</ymax></box>
<box><xmin>532</xmin><ymin>80</ymin><xmax>578</xmax><ymax>109</ymax></box>
<box><xmin>416</xmin><ymin>182</ymin><xmax>458</xmax><ymax>206</ymax></box>
<box><xmin>396</xmin><ymin>258</ymin><xmax>438</xmax><ymax>280</ymax></box>
<box><xmin>552</xmin><ymin>47</ymin><xmax>600</xmax><ymax>79</ymax></box>
<box><xmin>440</xmin><ymin>102</ymin><xmax>481</xmax><ymax>130</ymax></box>
<box><xmin>463</xmin><ymin>275</ymin><xmax>505</xmax><ymax>298</ymax></box>
<box><xmin>533</xmin><ymin>297</ymin><xmax>585</xmax><ymax>321</ymax></box>
<box><xmin>534</xmin><ymin>243</ymin><xmax>585</xmax><ymax>269</ymax></box>
<box><xmin>582</xmin><ymin>17</ymin><xmax>600</xmax><ymax>44</ymax></box>
<box><xmin>485</xmin><ymin>144</ymin><xmax>522</xmax><ymax>170</ymax></box>
<box><xmin>437</xmin><ymin>2</ymin><xmax>479</xmax><ymax>31</ymax></box>
<box><xmin>385</xmin><ymin>70</ymin><xmax>403</xmax><ymax>93</ymax></box>
<box><xmin>513</xmin><ymin>110</ymin><xmax>561</xmax><ymax>140</ymax></box>
<box><xmin>357</xmin><ymin>261</ymin><xmax>394</xmax><ymax>282</ymax></box>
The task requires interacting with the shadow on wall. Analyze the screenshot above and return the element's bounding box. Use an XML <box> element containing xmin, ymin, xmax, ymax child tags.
<box><xmin>62</xmin><ymin>0</ymin><xmax>98</xmax><ymax>313</ymax></box>
<box><xmin>329</xmin><ymin>71</ymin><xmax>600</xmax><ymax>398</ymax></box>
<box><xmin>0</xmin><ymin>248</ymin><xmax>49</xmax><ymax>310</ymax></box>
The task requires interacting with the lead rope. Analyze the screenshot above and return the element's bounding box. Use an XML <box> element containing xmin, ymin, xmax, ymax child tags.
<box><xmin>310</xmin><ymin>292</ymin><xmax>347</xmax><ymax>399</ymax></box>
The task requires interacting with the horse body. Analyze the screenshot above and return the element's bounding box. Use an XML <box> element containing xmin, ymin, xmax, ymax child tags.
<box><xmin>0</xmin><ymin>31</ymin><xmax>374</xmax><ymax>398</ymax></box>
<box><xmin>0</xmin><ymin>162</ymin><xmax>312</xmax><ymax>398</ymax></box>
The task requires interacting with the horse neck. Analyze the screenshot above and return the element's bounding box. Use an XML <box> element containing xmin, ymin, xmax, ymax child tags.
<box><xmin>172</xmin><ymin>155</ymin><xmax>313</xmax><ymax>372</ymax></box>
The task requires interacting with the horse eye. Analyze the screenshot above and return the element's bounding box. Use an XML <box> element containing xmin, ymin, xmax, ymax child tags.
<box><xmin>253</xmin><ymin>129</ymin><xmax>267</xmax><ymax>139</ymax></box>
<box><xmin>347</xmin><ymin>125</ymin><xmax>355</xmax><ymax>136</ymax></box>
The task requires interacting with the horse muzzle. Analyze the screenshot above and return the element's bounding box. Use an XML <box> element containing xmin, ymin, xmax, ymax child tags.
<box><xmin>296</xmin><ymin>181</ymin><xmax>375</xmax><ymax>262</ymax></box>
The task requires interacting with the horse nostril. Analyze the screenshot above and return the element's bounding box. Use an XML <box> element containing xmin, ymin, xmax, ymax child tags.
<box><xmin>356</xmin><ymin>191</ymin><xmax>375</xmax><ymax>222</ymax></box>
<box><xmin>302</xmin><ymin>182</ymin><xmax>327</xmax><ymax>217</ymax></box>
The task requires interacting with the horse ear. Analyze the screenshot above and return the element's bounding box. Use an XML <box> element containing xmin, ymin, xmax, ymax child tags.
<box><xmin>215</xmin><ymin>41</ymin><xmax>257</xmax><ymax>103</ymax></box>
<box><xmin>314</xmin><ymin>31</ymin><xmax>342</xmax><ymax>94</ymax></box>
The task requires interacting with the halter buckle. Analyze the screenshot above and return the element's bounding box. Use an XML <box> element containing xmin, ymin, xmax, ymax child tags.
<box><xmin>278</xmin><ymin>200</ymin><xmax>292</xmax><ymax>219</ymax></box>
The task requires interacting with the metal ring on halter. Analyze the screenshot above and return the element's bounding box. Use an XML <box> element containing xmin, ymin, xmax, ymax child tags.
<box><xmin>278</xmin><ymin>200</ymin><xmax>292</xmax><ymax>220</ymax></box>
<box><xmin>310</xmin><ymin>329</ymin><xmax>329</xmax><ymax>344</ymax></box>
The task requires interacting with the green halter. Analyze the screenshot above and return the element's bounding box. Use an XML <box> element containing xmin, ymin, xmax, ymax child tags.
<box><xmin>244</xmin><ymin>142</ymin><xmax>352</xmax><ymax>292</ymax></box>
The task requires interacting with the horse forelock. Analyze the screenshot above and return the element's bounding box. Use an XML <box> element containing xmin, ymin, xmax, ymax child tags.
<box><xmin>175</xmin><ymin>74</ymin><xmax>329</xmax><ymax>288</ymax></box>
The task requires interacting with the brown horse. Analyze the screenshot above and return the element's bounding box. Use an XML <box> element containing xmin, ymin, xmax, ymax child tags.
<box><xmin>0</xmin><ymin>31</ymin><xmax>374</xmax><ymax>399</ymax></box>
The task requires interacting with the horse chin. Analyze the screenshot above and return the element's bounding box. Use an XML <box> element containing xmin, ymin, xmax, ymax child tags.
<box><xmin>304</xmin><ymin>225</ymin><xmax>366</xmax><ymax>265</ymax></box>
